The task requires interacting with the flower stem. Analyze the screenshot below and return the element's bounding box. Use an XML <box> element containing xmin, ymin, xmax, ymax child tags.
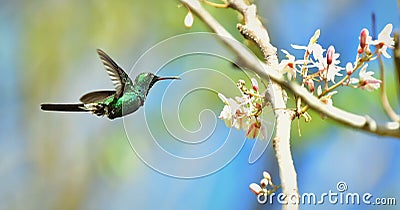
<box><xmin>378</xmin><ymin>54</ymin><xmax>400</xmax><ymax>122</ymax></box>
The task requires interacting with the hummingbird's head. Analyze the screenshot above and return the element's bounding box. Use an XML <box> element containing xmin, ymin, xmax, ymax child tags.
<box><xmin>134</xmin><ymin>72</ymin><xmax>180</xmax><ymax>95</ymax></box>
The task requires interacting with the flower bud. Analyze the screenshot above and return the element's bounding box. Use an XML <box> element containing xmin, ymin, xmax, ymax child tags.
<box><xmin>251</xmin><ymin>78</ymin><xmax>259</xmax><ymax>92</ymax></box>
<box><xmin>326</xmin><ymin>45</ymin><xmax>335</xmax><ymax>65</ymax></box>
<box><xmin>249</xmin><ymin>183</ymin><xmax>262</xmax><ymax>195</ymax></box>
<box><xmin>360</xmin><ymin>29</ymin><xmax>369</xmax><ymax>48</ymax></box>
<box><xmin>305</xmin><ymin>79</ymin><xmax>314</xmax><ymax>93</ymax></box>
<box><xmin>184</xmin><ymin>11</ymin><xmax>194</xmax><ymax>28</ymax></box>
<box><xmin>260</xmin><ymin>178</ymin><xmax>269</xmax><ymax>188</ymax></box>
<box><xmin>263</xmin><ymin>171</ymin><xmax>271</xmax><ymax>180</ymax></box>
<box><xmin>359</xmin><ymin>28</ymin><xmax>369</xmax><ymax>53</ymax></box>
<box><xmin>310</xmin><ymin>29</ymin><xmax>321</xmax><ymax>45</ymax></box>
<box><xmin>346</xmin><ymin>62</ymin><xmax>353</xmax><ymax>75</ymax></box>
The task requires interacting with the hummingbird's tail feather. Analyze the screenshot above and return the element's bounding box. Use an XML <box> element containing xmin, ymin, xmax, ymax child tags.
<box><xmin>40</xmin><ymin>103</ymin><xmax>88</xmax><ymax>112</ymax></box>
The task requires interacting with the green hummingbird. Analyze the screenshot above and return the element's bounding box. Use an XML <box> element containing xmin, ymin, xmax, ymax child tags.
<box><xmin>41</xmin><ymin>49</ymin><xmax>180</xmax><ymax>119</ymax></box>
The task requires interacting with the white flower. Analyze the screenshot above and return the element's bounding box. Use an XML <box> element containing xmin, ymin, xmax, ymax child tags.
<box><xmin>325</xmin><ymin>48</ymin><xmax>343</xmax><ymax>83</ymax></box>
<box><xmin>291</xmin><ymin>42</ymin><xmax>325</xmax><ymax>61</ymax></box>
<box><xmin>320</xmin><ymin>91</ymin><xmax>337</xmax><ymax>107</ymax></box>
<box><xmin>358</xmin><ymin>65</ymin><xmax>382</xmax><ymax>91</ymax></box>
<box><xmin>219</xmin><ymin>105</ymin><xmax>233</xmax><ymax>127</ymax></box>
<box><xmin>218</xmin><ymin>93</ymin><xmax>243</xmax><ymax>129</ymax></box>
<box><xmin>350</xmin><ymin>64</ymin><xmax>382</xmax><ymax>91</ymax></box>
<box><xmin>279</xmin><ymin>49</ymin><xmax>304</xmax><ymax>80</ymax></box>
<box><xmin>371</xmin><ymin>24</ymin><xmax>394</xmax><ymax>58</ymax></box>
<box><xmin>326</xmin><ymin>63</ymin><xmax>344</xmax><ymax>83</ymax></box>
<box><xmin>312</xmin><ymin>46</ymin><xmax>343</xmax><ymax>83</ymax></box>
<box><xmin>291</xmin><ymin>29</ymin><xmax>321</xmax><ymax>55</ymax></box>
<box><xmin>317</xmin><ymin>85</ymin><xmax>336</xmax><ymax>107</ymax></box>
<box><xmin>218</xmin><ymin>93</ymin><xmax>252</xmax><ymax>130</ymax></box>
<box><xmin>291</xmin><ymin>29</ymin><xmax>326</xmax><ymax>64</ymax></box>
<box><xmin>309</xmin><ymin>43</ymin><xmax>325</xmax><ymax>63</ymax></box>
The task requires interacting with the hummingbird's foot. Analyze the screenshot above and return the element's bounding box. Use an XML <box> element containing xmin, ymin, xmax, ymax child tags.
<box><xmin>84</xmin><ymin>103</ymin><xmax>108</xmax><ymax>117</ymax></box>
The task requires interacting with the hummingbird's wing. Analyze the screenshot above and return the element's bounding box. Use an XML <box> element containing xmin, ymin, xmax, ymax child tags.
<box><xmin>97</xmin><ymin>49</ymin><xmax>133</xmax><ymax>98</ymax></box>
<box><xmin>80</xmin><ymin>90</ymin><xmax>116</xmax><ymax>103</ymax></box>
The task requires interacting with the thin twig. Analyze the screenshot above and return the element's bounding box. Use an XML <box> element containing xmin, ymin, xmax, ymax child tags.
<box><xmin>201</xmin><ymin>0</ymin><xmax>229</xmax><ymax>8</ymax></box>
<box><xmin>378</xmin><ymin>54</ymin><xmax>400</xmax><ymax>122</ymax></box>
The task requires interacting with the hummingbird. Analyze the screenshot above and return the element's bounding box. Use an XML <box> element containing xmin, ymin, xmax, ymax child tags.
<box><xmin>41</xmin><ymin>49</ymin><xmax>180</xmax><ymax>119</ymax></box>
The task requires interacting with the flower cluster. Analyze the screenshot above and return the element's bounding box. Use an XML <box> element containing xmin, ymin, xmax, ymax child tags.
<box><xmin>249</xmin><ymin>171</ymin><xmax>279</xmax><ymax>197</ymax></box>
<box><xmin>278</xmin><ymin>23</ymin><xmax>394</xmax><ymax>111</ymax></box>
<box><xmin>358</xmin><ymin>24</ymin><xmax>394</xmax><ymax>58</ymax></box>
<box><xmin>218</xmin><ymin>78</ymin><xmax>267</xmax><ymax>139</ymax></box>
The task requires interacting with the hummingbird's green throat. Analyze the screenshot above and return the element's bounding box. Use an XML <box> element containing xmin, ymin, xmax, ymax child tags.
<box><xmin>41</xmin><ymin>49</ymin><xmax>180</xmax><ymax>119</ymax></box>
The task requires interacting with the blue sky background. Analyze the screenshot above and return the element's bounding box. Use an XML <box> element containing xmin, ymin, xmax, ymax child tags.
<box><xmin>0</xmin><ymin>0</ymin><xmax>399</xmax><ymax>209</ymax></box>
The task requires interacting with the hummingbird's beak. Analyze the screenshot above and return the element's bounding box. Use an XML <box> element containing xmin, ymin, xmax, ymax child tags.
<box><xmin>156</xmin><ymin>76</ymin><xmax>181</xmax><ymax>81</ymax></box>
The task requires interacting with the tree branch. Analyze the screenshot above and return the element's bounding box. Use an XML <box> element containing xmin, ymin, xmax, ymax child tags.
<box><xmin>227</xmin><ymin>1</ymin><xmax>299</xmax><ymax>209</ymax></box>
<box><xmin>180</xmin><ymin>0</ymin><xmax>400</xmax><ymax>139</ymax></box>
